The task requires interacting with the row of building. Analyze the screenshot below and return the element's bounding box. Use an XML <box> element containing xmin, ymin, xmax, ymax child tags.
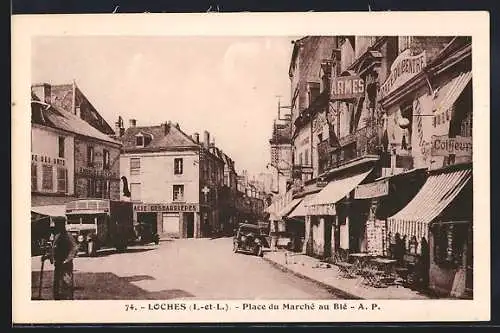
<box><xmin>31</xmin><ymin>82</ymin><xmax>266</xmax><ymax>238</ymax></box>
<box><xmin>266</xmin><ymin>36</ymin><xmax>472</xmax><ymax>298</ymax></box>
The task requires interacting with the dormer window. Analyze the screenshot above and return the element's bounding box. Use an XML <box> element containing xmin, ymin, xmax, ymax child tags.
<box><xmin>135</xmin><ymin>134</ymin><xmax>144</xmax><ymax>147</ymax></box>
<box><xmin>135</xmin><ymin>132</ymin><xmax>152</xmax><ymax>147</ymax></box>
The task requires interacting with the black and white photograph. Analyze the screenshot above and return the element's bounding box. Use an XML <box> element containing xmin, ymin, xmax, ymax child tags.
<box><xmin>12</xmin><ymin>12</ymin><xmax>489</xmax><ymax>323</ymax></box>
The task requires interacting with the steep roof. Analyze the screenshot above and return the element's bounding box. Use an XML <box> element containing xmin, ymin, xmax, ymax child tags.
<box><xmin>120</xmin><ymin>123</ymin><xmax>200</xmax><ymax>153</ymax></box>
<box><xmin>31</xmin><ymin>100</ymin><xmax>121</xmax><ymax>145</ymax></box>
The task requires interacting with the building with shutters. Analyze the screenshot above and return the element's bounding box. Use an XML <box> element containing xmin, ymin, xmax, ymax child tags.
<box><xmin>31</xmin><ymin>83</ymin><xmax>122</xmax><ymax>215</ymax></box>
<box><xmin>118</xmin><ymin>120</ymin><xmax>226</xmax><ymax>238</ymax></box>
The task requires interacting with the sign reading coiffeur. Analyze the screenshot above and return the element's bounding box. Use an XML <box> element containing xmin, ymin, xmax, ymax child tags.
<box><xmin>331</xmin><ymin>75</ymin><xmax>365</xmax><ymax>100</ymax></box>
<box><xmin>431</xmin><ymin>135</ymin><xmax>472</xmax><ymax>157</ymax></box>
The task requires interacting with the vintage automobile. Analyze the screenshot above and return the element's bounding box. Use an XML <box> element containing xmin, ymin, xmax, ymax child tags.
<box><xmin>134</xmin><ymin>222</ymin><xmax>160</xmax><ymax>245</ymax></box>
<box><xmin>233</xmin><ymin>223</ymin><xmax>270</xmax><ymax>257</ymax></box>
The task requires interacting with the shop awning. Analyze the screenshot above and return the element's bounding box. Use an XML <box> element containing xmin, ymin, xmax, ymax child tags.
<box><xmin>433</xmin><ymin>71</ymin><xmax>471</xmax><ymax>114</ymax></box>
<box><xmin>31</xmin><ymin>205</ymin><xmax>66</xmax><ymax>218</ymax></box>
<box><xmin>306</xmin><ymin>169</ymin><xmax>373</xmax><ymax>215</ymax></box>
<box><xmin>288</xmin><ymin>194</ymin><xmax>316</xmax><ymax>218</ymax></box>
<box><xmin>277</xmin><ymin>198</ymin><xmax>303</xmax><ymax>219</ymax></box>
<box><xmin>387</xmin><ymin>167</ymin><xmax>472</xmax><ymax>241</ymax></box>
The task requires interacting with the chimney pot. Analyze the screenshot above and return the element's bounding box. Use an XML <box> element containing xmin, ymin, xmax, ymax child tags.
<box><xmin>129</xmin><ymin>119</ymin><xmax>137</xmax><ymax>128</ymax></box>
<box><xmin>193</xmin><ymin>132</ymin><xmax>200</xmax><ymax>143</ymax></box>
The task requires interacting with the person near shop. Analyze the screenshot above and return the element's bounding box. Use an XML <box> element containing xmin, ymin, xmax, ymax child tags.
<box><xmin>48</xmin><ymin>217</ymin><xmax>78</xmax><ymax>300</ymax></box>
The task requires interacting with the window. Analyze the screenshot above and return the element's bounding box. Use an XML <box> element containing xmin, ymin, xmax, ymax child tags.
<box><xmin>398</xmin><ymin>36</ymin><xmax>413</xmax><ymax>53</ymax></box>
<box><xmin>130</xmin><ymin>158</ymin><xmax>140</xmax><ymax>175</ymax></box>
<box><xmin>130</xmin><ymin>183</ymin><xmax>141</xmax><ymax>202</ymax></box>
<box><xmin>174</xmin><ymin>158</ymin><xmax>183</xmax><ymax>175</ymax></box>
<box><xmin>144</xmin><ymin>135</ymin><xmax>152</xmax><ymax>146</ymax></box>
<box><xmin>57</xmin><ymin>167</ymin><xmax>67</xmax><ymax>193</ymax></box>
<box><xmin>103</xmin><ymin>180</ymin><xmax>111</xmax><ymax>199</ymax></box>
<box><xmin>136</xmin><ymin>135</ymin><xmax>144</xmax><ymax>147</ymax></box>
<box><xmin>87</xmin><ymin>178</ymin><xmax>95</xmax><ymax>197</ymax></box>
<box><xmin>318</xmin><ymin>133</ymin><xmax>323</xmax><ymax>142</ymax></box>
<box><xmin>87</xmin><ymin>146</ymin><xmax>94</xmax><ymax>167</ymax></box>
<box><xmin>461</xmin><ymin>112</ymin><xmax>472</xmax><ymax>137</ymax></box>
<box><xmin>95</xmin><ymin>180</ymin><xmax>103</xmax><ymax>198</ymax></box>
<box><xmin>173</xmin><ymin>185</ymin><xmax>185</xmax><ymax>202</ymax></box>
<box><xmin>31</xmin><ymin>163</ymin><xmax>37</xmax><ymax>191</ymax></box>
<box><xmin>299</xmin><ymin>153</ymin><xmax>303</xmax><ymax>166</ymax></box>
<box><xmin>42</xmin><ymin>165</ymin><xmax>53</xmax><ymax>190</ymax></box>
<box><xmin>58</xmin><ymin>136</ymin><xmax>65</xmax><ymax>158</ymax></box>
<box><xmin>103</xmin><ymin>149</ymin><xmax>110</xmax><ymax>170</ymax></box>
<box><xmin>224</xmin><ymin>174</ymin><xmax>230</xmax><ymax>186</ymax></box>
<box><xmin>305</xmin><ymin>149</ymin><xmax>309</xmax><ymax>166</ymax></box>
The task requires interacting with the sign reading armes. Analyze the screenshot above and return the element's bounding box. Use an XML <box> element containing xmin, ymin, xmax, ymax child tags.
<box><xmin>134</xmin><ymin>203</ymin><xmax>199</xmax><ymax>212</ymax></box>
<box><xmin>331</xmin><ymin>75</ymin><xmax>365</xmax><ymax>100</ymax></box>
<box><xmin>431</xmin><ymin>135</ymin><xmax>472</xmax><ymax>157</ymax></box>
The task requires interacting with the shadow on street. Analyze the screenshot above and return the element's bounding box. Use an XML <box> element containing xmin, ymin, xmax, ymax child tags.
<box><xmin>31</xmin><ymin>271</ymin><xmax>195</xmax><ymax>300</ymax></box>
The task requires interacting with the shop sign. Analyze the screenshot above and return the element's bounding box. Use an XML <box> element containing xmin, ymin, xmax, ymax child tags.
<box><xmin>379</xmin><ymin>50</ymin><xmax>426</xmax><ymax>99</ymax></box>
<box><xmin>306</xmin><ymin>203</ymin><xmax>336</xmax><ymax>216</ymax></box>
<box><xmin>134</xmin><ymin>203</ymin><xmax>200</xmax><ymax>212</ymax></box>
<box><xmin>31</xmin><ymin>154</ymin><xmax>65</xmax><ymax>166</ymax></box>
<box><xmin>354</xmin><ymin>179</ymin><xmax>389</xmax><ymax>199</ymax></box>
<box><xmin>431</xmin><ymin>135</ymin><xmax>472</xmax><ymax>157</ymax></box>
<box><xmin>331</xmin><ymin>75</ymin><xmax>365</xmax><ymax>100</ymax></box>
<box><xmin>77</xmin><ymin>166</ymin><xmax>117</xmax><ymax>179</ymax></box>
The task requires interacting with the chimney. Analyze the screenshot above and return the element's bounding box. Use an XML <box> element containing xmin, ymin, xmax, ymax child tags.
<box><xmin>163</xmin><ymin>121</ymin><xmax>170</xmax><ymax>135</ymax></box>
<box><xmin>193</xmin><ymin>132</ymin><xmax>200</xmax><ymax>143</ymax></box>
<box><xmin>204</xmin><ymin>131</ymin><xmax>210</xmax><ymax>148</ymax></box>
<box><xmin>32</xmin><ymin>83</ymin><xmax>52</xmax><ymax>104</ymax></box>
<box><xmin>175</xmin><ymin>122</ymin><xmax>180</xmax><ymax>129</ymax></box>
<box><xmin>114</xmin><ymin>121</ymin><xmax>121</xmax><ymax>137</ymax></box>
<box><xmin>129</xmin><ymin>119</ymin><xmax>137</xmax><ymax>128</ymax></box>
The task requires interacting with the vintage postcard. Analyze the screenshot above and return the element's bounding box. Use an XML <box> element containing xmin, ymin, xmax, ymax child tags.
<box><xmin>12</xmin><ymin>12</ymin><xmax>490</xmax><ymax>324</ymax></box>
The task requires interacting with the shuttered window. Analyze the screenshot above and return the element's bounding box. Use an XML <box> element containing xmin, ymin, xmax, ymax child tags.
<box><xmin>31</xmin><ymin>163</ymin><xmax>38</xmax><ymax>191</ymax></box>
<box><xmin>42</xmin><ymin>165</ymin><xmax>53</xmax><ymax>190</ymax></box>
<box><xmin>57</xmin><ymin>167</ymin><xmax>67</xmax><ymax>193</ymax></box>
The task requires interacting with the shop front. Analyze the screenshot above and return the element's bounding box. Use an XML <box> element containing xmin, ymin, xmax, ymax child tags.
<box><xmin>304</xmin><ymin>166</ymin><xmax>375</xmax><ymax>259</ymax></box>
<box><xmin>133</xmin><ymin>203</ymin><xmax>200</xmax><ymax>239</ymax></box>
<box><xmin>353</xmin><ymin>168</ymin><xmax>427</xmax><ymax>257</ymax></box>
<box><xmin>386</xmin><ymin>163</ymin><xmax>472</xmax><ymax>297</ymax></box>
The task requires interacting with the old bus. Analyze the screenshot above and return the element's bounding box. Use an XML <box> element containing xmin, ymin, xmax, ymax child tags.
<box><xmin>65</xmin><ymin>199</ymin><xmax>135</xmax><ymax>256</ymax></box>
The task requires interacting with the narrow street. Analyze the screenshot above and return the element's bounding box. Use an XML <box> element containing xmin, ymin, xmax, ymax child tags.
<box><xmin>32</xmin><ymin>237</ymin><xmax>340</xmax><ymax>300</ymax></box>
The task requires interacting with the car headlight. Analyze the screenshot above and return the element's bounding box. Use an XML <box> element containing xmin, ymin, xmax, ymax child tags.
<box><xmin>241</xmin><ymin>236</ymin><xmax>246</xmax><ymax>242</ymax></box>
<box><xmin>77</xmin><ymin>235</ymin><xmax>84</xmax><ymax>242</ymax></box>
<box><xmin>254</xmin><ymin>238</ymin><xmax>261</xmax><ymax>244</ymax></box>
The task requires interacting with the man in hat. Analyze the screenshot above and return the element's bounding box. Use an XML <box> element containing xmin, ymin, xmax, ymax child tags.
<box><xmin>47</xmin><ymin>216</ymin><xmax>78</xmax><ymax>300</ymax></box>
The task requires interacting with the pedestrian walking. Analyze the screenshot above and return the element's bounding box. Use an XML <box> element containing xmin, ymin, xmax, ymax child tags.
<box><xmin>49</xmin><ymin>216</ymin><xmax>78</xmax><ymax>300</ymax></box>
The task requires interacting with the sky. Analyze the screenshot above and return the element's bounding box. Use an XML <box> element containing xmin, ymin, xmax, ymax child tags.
<box><xmin>32</xmin><ymin>36</ymin><xmax>297</xmax><ymax>176</ymax></box>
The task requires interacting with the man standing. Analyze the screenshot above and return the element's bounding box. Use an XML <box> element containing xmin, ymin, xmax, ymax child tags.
<box><xmin>48</xmin><ymin>216</ymin><xmax>78</xmax><ymax>300</ymax></box>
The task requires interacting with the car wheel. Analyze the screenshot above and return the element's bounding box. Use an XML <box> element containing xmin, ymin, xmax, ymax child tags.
<box><xmin>255</xmin><ymin>245</ymin><xmax>263</xmax><ymax>257</ymax></box>
<box><xmin>154</xmin><ymin>236</ymin><xmax>160</xmax><ymax>245</ymax></box>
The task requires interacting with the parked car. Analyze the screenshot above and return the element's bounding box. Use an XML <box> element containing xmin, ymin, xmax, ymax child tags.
<box><xmin>233</xmin><ymin>223</ymin><xmax>270</xmax><ymax>257</ymax></box>
<box><xmin>134</xmin><ymin>222</ymin><xmax>160</xmax><ymax>245</ymax></box>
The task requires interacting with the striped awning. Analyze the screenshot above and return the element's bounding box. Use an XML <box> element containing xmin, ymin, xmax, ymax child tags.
<box><xmin>306</xmin><ymin>169</ymin><xmax>373</xmax><ymax>215</ymax></box>
<box><xmin>288</xmin><ymin>194</ymin><xmax>316</xmax><ymax>218</ymax></box>
<box><xmin>277</xmin><ymin>198</ymin><xmax>303</xmax><ymax>219</ymax></box>
<box><xmin>387</xmin><ymin>167</ymin><xmax>472</xmax><ymax>241</ymax></box>
<box><xmin>433</xmin><ymin>71</ymin><xmax>472</xmax><ymax>114</ymax></box>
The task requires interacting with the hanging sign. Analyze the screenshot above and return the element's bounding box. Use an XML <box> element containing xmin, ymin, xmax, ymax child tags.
<box><xmin>354</xmin><ymin>179</ymin><xmax>389</xmax><ymax>199</ymax></box>
<box><xmin>331</xmin><ymin>75</ymin><xmax>365</xmax><ymax>100</ymax></box>
<box><xmin>431</xmin><ymin>135</ymin><xmax>472</xmax><ymax>157</ymax></box>
<box><xmin>379</xmin><ymin>50</ymin><xmax>426</xmax><ymax>99</ymax></box>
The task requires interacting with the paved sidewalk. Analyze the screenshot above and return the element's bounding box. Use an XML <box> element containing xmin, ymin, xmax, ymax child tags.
<box><xmin>263</xmin><ymin>250</ymin><xmax>432</xmax><ymax>300</ymax></box>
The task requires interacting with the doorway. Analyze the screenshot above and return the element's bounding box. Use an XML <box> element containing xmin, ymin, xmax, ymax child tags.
<box><xmin>324</xmin><ymin>217</ymin><xmax>332</xmax><ymax>258</ymax></box>
<box><xmin>185</xmin><ymin>213</ymin><xmax>195</xmax><ymax>238</ymax></box>
<box><xmin>137</xmin><ymin>212</ymin><xmax>157</xmax><ymax>234</ymax></box>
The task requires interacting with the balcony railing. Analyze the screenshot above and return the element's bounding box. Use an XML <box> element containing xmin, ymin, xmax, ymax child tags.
<box><xmin>318</xmin><ymin>123</ymin><xmax>384</xmax><ymax>174</ymax></box>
